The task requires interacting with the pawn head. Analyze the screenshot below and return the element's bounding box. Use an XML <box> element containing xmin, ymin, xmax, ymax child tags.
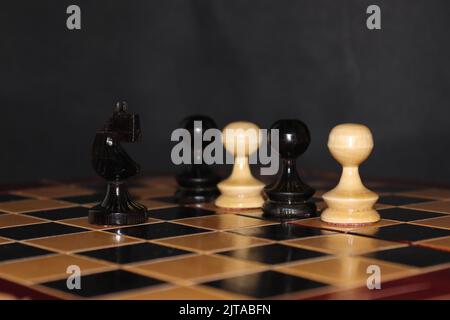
<box><xmin>222</xmin><ymin>121</ymin><xmax>261</xmax><ymax>157</ymax></box>
<box><xmin>179</xmin><ymin>115</ymin><xmax>217</xmax><ymax>163</ymax></box>
<box><xmin>270</xmin><ymin>119</ymin><xmax>311</xmax><ymax>159</ymax></box>
<box><xmin>114</xmin><ymin>101</ymin><xmax>128</xmax><ymax>113</ymax></box>
<box><xmin>180</xmin><ymin>115</ymin><xmax>217</xmax><ymax>134</ymax></box>
<box><xmin>328</xmin><ymin>123</ymin><xmax>374</xmax><ymax>166</ymax></box>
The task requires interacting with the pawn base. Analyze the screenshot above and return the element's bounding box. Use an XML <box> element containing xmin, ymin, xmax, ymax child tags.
<box><xmin>262</xmin><ymin>200</ymin><xmax>317</xmax><ymax>220</ymax></box>
<box><xmin>320</xmin><ymin>208</ymin><xmax>380</xmax><ymax>225</ymax></box>
<box><xmin>175</xmin><ymin>187</ymin><xmax>219</xmax><ymax>204</ymax></box>
<box><xmin>89</xmin><ymin>207</ymin><xmax>147</xmax><ymax>226</ymax></box>
<box><xmin>215</xmin><ymin>178</ymin><xmax>265</xmax><ymax>209</ymax></box>
<box><xmin>215</xmin><ymin>194</ymin><xmax>264</xmax><ymax>209</ymax></box>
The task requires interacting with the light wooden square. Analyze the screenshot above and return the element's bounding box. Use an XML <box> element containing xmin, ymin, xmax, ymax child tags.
<box><xmin>154</xmin><ymin>231</ymin><xmax>270</xmax><ymax>253</ymax></box>
<box><xmin>25</xmin><ymin>231</ymin><xmax>140</xmax><ymax>252</ymax></box>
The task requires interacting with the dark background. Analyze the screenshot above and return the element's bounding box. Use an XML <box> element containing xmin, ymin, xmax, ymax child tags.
<box><xmin>1</xmin><ymin>0</ymin><xmax>449</xmax><ymax>185</ymax></box>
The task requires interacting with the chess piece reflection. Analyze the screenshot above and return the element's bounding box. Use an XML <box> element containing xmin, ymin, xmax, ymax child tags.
<box><xmin>89</xmin><ymin>101</ymin><xmax>147</xmax><ymax>225</ymax></box>
<box><xmin>321</xmin><ymin>124</ymin><xmax>380</xmax><ymax>225</ymax></box>
<box><xmin>174</xmin><ymin>115</ymin><xmax>220</xmax><ymax>204</ymax></box>
<box><xmin>263</xmin><ymin>119</ymin><xmax>316</xmax><ymax>220</ymax></box>
<box><xmin>215</xmin><ymin>121</ymin><xmax>264</xmax><ymax>209</ymax></box>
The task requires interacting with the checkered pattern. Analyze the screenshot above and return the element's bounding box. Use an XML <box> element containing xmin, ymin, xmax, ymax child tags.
<box><xmin>0</xmin><ymin>176</ymin><xmax>449</xmax><ymax>299</ymax></box>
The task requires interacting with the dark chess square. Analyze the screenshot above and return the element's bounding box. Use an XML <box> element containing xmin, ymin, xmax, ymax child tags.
<box><xmin>378</xmin><ymin>195</ymin><xmax>432</xmax><ymax>206</ymax></box>
<box><xmin>41</xmin><ymin>270</ymin><xmax>165</xmax><ymax>298</ymax></box>
<box><xmin>0</xmin><ymin>194</ymin><xmax>31</xmax><ymax>203</ymax></box>
<box><xmin>25</xmin><ymin>207</ymin><xmax>89</xmax><ymax>221</ymax></box>
<box><xmin>351</xmin><ymin>223</ymin><xmax>450</xmax><ymax>242</ymax></box>
<box><xmin>147</xmin><ymin>207</ymin><xmax>215</xmax><ymax>220</ymax></box>
<box><xmin>218</xmin><ymin>243</ymin><xmax>328</xmax><ymax>265</ymax></box>
<box><xmin>203</xmin><ymin>270</ymin><xmax>328</xmax><ymax>298</ymax></box>
<box><xmin>78</xmin><ymin>242</ymin><xmax>193</xmax><ymax>264</ymax></box>
<box><xmin>364</xmin><ymin>246</ymin><xmax>450</xmax><ymax>268</ymax></box>
<box><xmin>107</xmin><ymin>222</ymin><xmax>211</xmax><ymax>240</ymax></box>
<box><xmin>0</xmin><ymin>222</ymin><xmax>89</xmax><ymax>240</ymax></box>
<box><xmin>231</xmin><ymin>223</ymin><xmax>332</xmax><ymax>241</ymax></box>
<box><xmin>58</xmin><ymin>194</ymin><xmax>101</xmax><ymax>204</ymax></box>
<box><xmin>0</xmin><ymin>243</ymin><xmax>54</xmax><ymax>263</ymax></box>
<box><xmin>377</xmin><ymin>207</ymin><xmax>446</xmax><ymax>222</ymax></box>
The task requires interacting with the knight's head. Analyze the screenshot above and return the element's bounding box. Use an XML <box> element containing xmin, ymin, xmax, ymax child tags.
<box><xmin>103</xmin><ymin>101</ymin><xmax>141</xmax><ymax>142</ymax></box>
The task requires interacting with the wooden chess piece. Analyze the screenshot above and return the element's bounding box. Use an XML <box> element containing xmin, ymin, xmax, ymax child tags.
<box><xmin>215</xmin><ymin>121</ymin><xmax>264</xmax><ymax>209</ymax></box>
<box><xmin>262</xmin><ymin>119</ymin><xmax>317</xmax><ymax>220</ymax></box>
<box><xmin>88</xmin><ymin>101</ymin><xmax>147</xmax><ymax>225</ymax></box>
<box><xmin>174</xmin><ymin>115</ymin><xmax>220</xmax><ymax>204</ymax></box>
<box><xmin>321</xmin><ymin>123</ymin><xmax>380</xmax><ymax>225</ymax></box>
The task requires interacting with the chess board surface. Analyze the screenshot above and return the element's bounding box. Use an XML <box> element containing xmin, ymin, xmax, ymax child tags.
<box><xmin>0</xmin><ymin>176</ymin><xmax>449</xmax><ymax>300</ymax></box>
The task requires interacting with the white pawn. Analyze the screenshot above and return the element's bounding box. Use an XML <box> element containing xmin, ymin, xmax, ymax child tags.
<box><xmin>215</xmin><ymin>121</ymin><xmax>265</xmax><ymax>209</ymax></box>
<box><xmin>321</xmin><ymin>123</ymin><xmax>380</xmax><ymax>225</ymax></box>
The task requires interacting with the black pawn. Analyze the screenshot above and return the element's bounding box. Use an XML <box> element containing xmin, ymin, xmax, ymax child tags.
<box><xmin>174</xmin><ymin>115</ymin><xmax>220</xmax><ymax>204</ymax></box>
<box><xmin>89</xmin><ymin>102</ymin><xmax>147</xmax><ymax>225</ymax></box>
<box><xmin>262</xmin><ymin>119</ymin><xmax>317</xmax><ymax>220</ymax></box>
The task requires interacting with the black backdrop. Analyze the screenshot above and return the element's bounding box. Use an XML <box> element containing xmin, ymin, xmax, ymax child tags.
<box><xmin>1</xmin><ymin>0</ymin><xmax>450</xmax><ymax>185</ymax></box>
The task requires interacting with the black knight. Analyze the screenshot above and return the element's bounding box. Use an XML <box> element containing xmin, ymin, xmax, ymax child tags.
<box><xmin>88</xmin><ymin>101</ymin><xmax>147</xmax><ymax>225</ymax></box>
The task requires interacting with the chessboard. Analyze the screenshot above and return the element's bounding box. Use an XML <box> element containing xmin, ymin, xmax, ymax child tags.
<box><xmin>0</xmin><ymin>175</ymin><xmax>449</xmax><ymax>300</ymax></box>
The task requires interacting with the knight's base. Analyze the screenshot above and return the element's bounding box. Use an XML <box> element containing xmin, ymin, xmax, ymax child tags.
<box><xmin>262</xmin><ymin>200</ymin><xmax>317</xmax><ymax>220</ymax></box>
<box><xmin>89</xmin><ymin>205</ymin><xmax>147</xmax><ymax>225</ymax></box>
<box><xmin>88</xmin><ymin>180</ymin><xmax>148</xmax><ymax>225</ymax></box>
